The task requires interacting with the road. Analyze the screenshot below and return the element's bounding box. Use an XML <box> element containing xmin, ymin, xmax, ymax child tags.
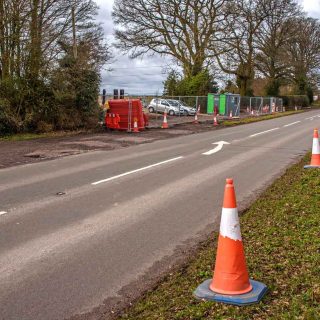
<box><xmin>1</xmin><ymin>110</ymin><xmax>319</xmax><ymax>320</ymax></box>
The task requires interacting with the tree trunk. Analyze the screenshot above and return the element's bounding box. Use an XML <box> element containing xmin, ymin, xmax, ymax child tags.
<box><xmin>29</xmin><ymin>0</ymin><xmax>41</xmax><ymax>79</ymax></box>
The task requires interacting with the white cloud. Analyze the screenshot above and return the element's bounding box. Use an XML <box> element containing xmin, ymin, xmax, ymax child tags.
<box><xmin>302</xmin><ymin>0</ymin><xmax>320</xmax><ymax>18</ymax></box>
<box><xmin>95</xmin><ymin>0</ymin><xmax>171</xmax><ymax>94</ymax></box>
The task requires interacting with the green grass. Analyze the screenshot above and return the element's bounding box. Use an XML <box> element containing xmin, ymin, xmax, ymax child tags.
<box><xmin>118</xmin><ymin>154</ymin><xmax>320</xmax><ymax>320</ymax></box>
<box><xmin>223</xmin><ymin>110</ymin><xmax>304</xmax><ymax>127</ymax></box>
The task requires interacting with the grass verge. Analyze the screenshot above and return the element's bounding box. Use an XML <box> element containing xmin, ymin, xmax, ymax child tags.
<box><xmin>118</xmin><ymin>154</ymin><xmax>320</xmax><ymax>320</ymax></box>
<box><xmin>223</xmin><ymin>110</ymin><xmax>304</xmax><ymax>127</ymax></box>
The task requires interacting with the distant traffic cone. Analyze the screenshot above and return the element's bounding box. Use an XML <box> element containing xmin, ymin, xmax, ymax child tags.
<box><xmin>213</xmin><ymin>114</ymin><xmax>219</xmax><ymax>126</ymax></box>
<box><xmin>304</xmin><ymin>129</ymin><xmax>320</xmax><ymax>169</ymax></box>
<box><xmin>194</xmin><ymin>179</ymin><xmax>267</xmax><ymax>306</ymax></box>
<box><xmin>193</xmin><ymin>106</ymin><xmax>200</xmax><ymax>124</ymax></box>
<box><xmin>133</xmin><ymin>118</ymin><xmax>139</xmax><ymax>133</ymax></box>
<box><xmin>229</xmin><ymin>110</ymin><xmax>233</xmax><ymax>119</ymax></box>
<box><xmin>162</xmin><ymin>111</ymin><xmax>169</xmax><ymax>129</ymax></box>
<box><xmin>193</xmin><ymin>113</ymin><xmax>198</xmax><ymax>124</ymax></box>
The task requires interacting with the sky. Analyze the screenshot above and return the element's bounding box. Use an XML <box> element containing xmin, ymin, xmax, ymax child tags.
<box><xmin>95</xmin><ymin>0</ymin><xmax>320</xmax><ymax>95</ymax></box>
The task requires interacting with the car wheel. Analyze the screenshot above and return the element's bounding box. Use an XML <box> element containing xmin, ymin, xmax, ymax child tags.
<box><xmin>148</xmin><ymin>106</ymin><xmax>155</xmax><ymax>113</ymax></box>
<box><xmin>168</xmin><ymin>110</ymin><xmax>175</xmax><ymax>116</ymax></box>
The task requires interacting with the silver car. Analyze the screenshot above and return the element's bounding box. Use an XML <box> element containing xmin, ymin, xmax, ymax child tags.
<box><xmin>167</xmin><ymin>99</ymin><xmax>197</xmax><ymax>116</ymax></box>
<box><xmin>148</xmin><ymin>99</ymin><xmax>184</xmax><ymax>116</ymax></box>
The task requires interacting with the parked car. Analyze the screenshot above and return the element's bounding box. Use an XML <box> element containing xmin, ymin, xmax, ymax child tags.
<box><xmin>148</xmin><ymin>98</ymin><xmax>184</xmax><ymax>116</ymax></box>
<box><xmin>167</xmin><ymin>99</ymin><xmax>197</xmax><ymax>116</ymax></box>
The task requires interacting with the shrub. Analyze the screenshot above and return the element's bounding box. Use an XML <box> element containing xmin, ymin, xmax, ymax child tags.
<box><xmin>0</xmin><ymin>99</ymin><xmax>21</xmax><ymax>135</ymax></box>
<box><xmin>280</xmin><ymin>95</ymin><xmax>310</xmax><ymax>109</ymax></box>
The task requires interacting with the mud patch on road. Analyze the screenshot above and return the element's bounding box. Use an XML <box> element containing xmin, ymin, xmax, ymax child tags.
<box><xmin>61</xmin><ymin>141</ymin><xmax>116</xmax><ymax>148</ymax></box>
<box><xmin>25</xmin><ymin>149</ymin><xmax>82</xmax><ymax>159</ymax></box>
<box><xmin>111</xmin><ymin>136</ymin><xmax>155</xmax><ymax>143</ymax></box>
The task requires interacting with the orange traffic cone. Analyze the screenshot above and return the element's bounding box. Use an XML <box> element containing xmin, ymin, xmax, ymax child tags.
<box><xmin>210</xmin><ymin>178</ymin><xmax>252</xmax><ymax>295</ymax></box>
<box><xmin>133</xmin><ymin>118</ymin><xmax>139</xmax><ymax>133</ymax></box>
<box><xmin>194</xmin><ymin>179</ymin><xmax>267</xmax><ymax>306</ymax></box>
<box><xmin>213</xmin><ymin>114</ymin><xmax>218</xmax><ymax>126</ymax></box>
<box><xmin>162</xmin><ymin>111</ymin><xmax>169</xmax><ymax>129</ymax></box>
<box><xmin>193</xmin><ymin>106</ymin><xmax>200</xmax><ymax>124</ymax></box>
<box><xmin>304</xmin><ymin>129</ymin><xmax>320</xmax><ymax>169</ymax></box>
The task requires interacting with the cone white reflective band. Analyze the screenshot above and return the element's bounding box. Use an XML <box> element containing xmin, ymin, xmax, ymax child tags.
<box><xmin>312</xmin><ymin>138</ymin><xmax>320</xmax><ymax>154</ymax></box>
<box><xmin>220</xmin><ymin>208</ymin><xmax>242</xmax><ymax>241</ymax></box>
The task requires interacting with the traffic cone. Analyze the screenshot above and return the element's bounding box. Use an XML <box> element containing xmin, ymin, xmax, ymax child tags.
<box><xmin>304</xmin><ymin>129</ymin><xmax>320</xmax><ymax>169</ymax></box>
<box><xmin>229</xmin><ymin>110</ymin><xmax>233</xmax><ymax>119</ymax></box>
<box><xmin>210</xmin><ymin>179</ymin><xmax>252</xmax><ymax>295</ymax></box>
<box><xmin>193</xmin><ymin>106</ymin><xmax>200</xmax><ymax>124</ymax></box>
<box><xmin>194</xmin><ymin>179</ymin><xmax>267</xmax><ymax>306</ymax></box>
<box><xmin>213</xmin><ymin>114</ymin><xmax>218</xmax><ymax>126</ymax></box>
<box><xmin>162</xmin><ymin>111</ymin><xmax>169</xmax><ymax>129</ymax></box>
<box><xmin>193</xmin><ymin>112</ymin><xmax>199</xmax><ymax>124</ymax></box>
<box><xmin>133</xmin><ymin>118</ymin><xmax>139</xmax><ymax>133</ymax></box>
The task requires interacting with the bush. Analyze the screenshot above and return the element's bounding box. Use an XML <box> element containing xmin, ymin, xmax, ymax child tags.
<box><xmin>280</xmin><ymin>95</ymin><xmax>310</xmax><ymax>109</ymax></box>
<box><xmin>0</xmin><ymin>99</ymin><xmax>21</xmax><ymax>135</ymax></box>
<box><xmin>36</xmin><ymin>121</ymin><xmax>54</xmax><ymax>133</ymax></box>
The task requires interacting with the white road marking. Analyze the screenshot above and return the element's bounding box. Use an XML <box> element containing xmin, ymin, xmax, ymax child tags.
<box><xmin>305</xmin><ymin>115</ymin><xmax>320</xmax><ymax>120</ymax></box>
<box><xmin>202</xmin><ymin>141</ymin><xmax>230</xmax><ymax>155</ymax></box>
<box><xmin>0</xmin><ymin>211</ymin><xmax>7</xmax><ymax>216</ymax></box>
<box><xmin>284</xmin><ymin>121</ymin><xmax>301</xmax><ymax>127</ymax></box>
<box><xmin>92</xmin><ymin>156</ymin><xmax>184</xmax><ymax>185</ymax></box>
<box><xmin>250</xmin><ymin>128</ymin><xmax>279</xmax><ymax>138</ymax></box>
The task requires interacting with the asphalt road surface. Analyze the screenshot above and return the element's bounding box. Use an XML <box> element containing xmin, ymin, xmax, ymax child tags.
<box><xmin>1</xmin><ymin>111</ymin><xmax>320</xmax><ymax>320</ymax></box>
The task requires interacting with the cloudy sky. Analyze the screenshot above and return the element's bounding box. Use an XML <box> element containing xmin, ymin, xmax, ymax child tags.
<box><xmin>95</xmin><ymin>0</ymin><xmax>320</xmax><ymax>95</ymax></box>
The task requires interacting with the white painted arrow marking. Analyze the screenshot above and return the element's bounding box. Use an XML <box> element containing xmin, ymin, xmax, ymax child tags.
<box><xmin>0</xmin><ymin>211</ymin><xmax>7</xmax><ymax>216</ymax></box>
<box><xmin>202</xmin><ymin>141</ymin><xmax>230</xmax><ymax>155</ymax></box>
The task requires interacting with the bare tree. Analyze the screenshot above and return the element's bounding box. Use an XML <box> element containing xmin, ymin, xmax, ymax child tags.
<box><xmin>214</xmin><ymin>0</ymin><xmax>271</xmax><ymax>96</ymax></box>
<box><xmin>255</xmin><ymin>0</ymin><xmax>302</xmax><ymax>95</ymax></box>
<box><xmin>286</xmin><ymin>17</ymin><xmax>320</xmax><ymax>95</ymax></box>
<box><xmin>112</xmin><ymin>0</ymin><xmax>227</xmax><ymax>77</ymax></box>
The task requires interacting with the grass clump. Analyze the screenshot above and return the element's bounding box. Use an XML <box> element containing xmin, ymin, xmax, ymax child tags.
<box><xmin>224</xmin><ymin>110</ymin><xmax>304</xmax><ymax>127</ymax></box>
<box><xmin>118</xmin><ymin>154</ymin><xmax>320</xmax><ymax>320</ymax></box>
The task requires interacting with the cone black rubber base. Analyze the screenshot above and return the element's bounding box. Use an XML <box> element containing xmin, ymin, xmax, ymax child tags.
<box><xmin>194</xmin><ymin>279</ymin><xmax>267</xmax><ymax>306</ymax></box>
<box><xmin>304</xmin><ymin>165</ymin><xmax>320</xmax><ymax>169</ymax></box>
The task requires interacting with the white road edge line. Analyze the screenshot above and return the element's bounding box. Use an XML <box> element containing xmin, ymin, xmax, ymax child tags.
<box><xmin>284</xmin><ymin>121</ymin><xmax>301</xmax><ymax>127</ymax></box>
<box><xmin>92</xmin><ymin>156</ymin><xmax>184</xmax><ymax>185</ymax></box>
<box><xmin>0</xmin><ymin>211</ymin><xmax>7</xmax><ymax>216</ymax></box>
<box><xmin>249</xmin><ymin>128</ymin><xmax>279</xmax><ymax>138</ymax></box>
